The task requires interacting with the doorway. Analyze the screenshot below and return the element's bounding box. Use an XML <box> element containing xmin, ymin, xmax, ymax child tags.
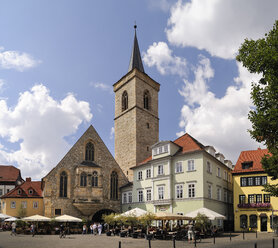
<box><xmin>92</xmin><ymin>209</ymin><xmax>115</xmax><ymax>223</ymax></box>
<box><xmin>260</xmin><ymin>216</ymin><xmax>267</xmax><ymax>232</ymax></box>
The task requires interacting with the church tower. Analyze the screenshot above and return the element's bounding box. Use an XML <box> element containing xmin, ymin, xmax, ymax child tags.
<box><xmin>114</xmin><ymin>26</ymin><xmax>160</xmax><ymax>181</ymax></box>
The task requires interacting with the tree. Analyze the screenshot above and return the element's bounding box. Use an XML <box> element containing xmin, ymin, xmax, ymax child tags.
<box><xmin>237</xmin><ymin>20</ymin><xmax>278</xmax><ymax>195</ymax></box>
<box><xmin>194</xmin><ymin>213</ymin><xmax>210</xmax><ymax>233</ymax></box>
<box><xmin>17</xmin><ymin>204</ymin><xmax>27</xmax><ymax>218</ymax></box>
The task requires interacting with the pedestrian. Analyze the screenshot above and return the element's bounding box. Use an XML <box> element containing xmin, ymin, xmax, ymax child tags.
<box><xmin>97</xmin><ymin>223</ymin><xmax>102</xmax><ymax>235</ymax></box>
<box><xmin>90</xmin><ymin>224</ymin><xmax>94</xmax><ymax>234</ymax></box>
<box><xmin>10</xmin><ymin>222</ymin><xmax>16</xmax><ymax>236</ymax></box>
<box><xmin>93</xmin><ymin>223</ymin><xmax>97</xmax><ymax>235</ymax></box>
<box><xmin>82</xmin><ymin>224</ymin><xmax>87</xmax><ymax>235</ymax></box>
<box><xmin>187</xmin><ymin>221</ymin><xmax>194</xmax><ymax>243</ymax></box>
<box><xmin>30</xmin><ymin>223</ymin><xmax>35</xmax><ymax>237</ymax></box>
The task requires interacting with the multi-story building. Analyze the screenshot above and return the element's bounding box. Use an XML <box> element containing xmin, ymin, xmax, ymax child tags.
<box><xmin>121</xmin><ymin>133</ymin><xmax>233</xmax><ymax>229</ymax></box>
<box><xmin>0</xmin><ymin>165</ymin><xmax>24</xmax><ymax>212</ymax></box>
<box><xmin>233</xmin><ymin>148</ymin><xmax>278</xmax><ymax>232</ymax></box>
<box><xmin>0</xmin><ymin>177</ymin><xmax>43</xmax><ymax>217</ymax></box>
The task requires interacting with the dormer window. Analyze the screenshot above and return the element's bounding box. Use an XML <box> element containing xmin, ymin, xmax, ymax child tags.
<box><xmin>17</xmin><ymin>189</ymin><xmax>22</xmax><ymax>195</ymax></box>
<box><xmin>242</xmin><ymin>161</ymin><xmax>253</xmax><ymax>169</ymax></box>
<box><xmin>29</xmin><ymin>189</ymin><xmax>33</xmax><ymax>195</ymax></box>
<box><xmin>153</xmin><ymin>144</ymin><xmax>169</xmax><ymax>156</ymax></box>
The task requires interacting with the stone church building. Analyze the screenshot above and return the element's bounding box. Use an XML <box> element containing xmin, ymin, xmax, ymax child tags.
<box><xmin>42</xmin><ymin>26</ymin><xmax>160</xmax><ymax>221</ymax></box>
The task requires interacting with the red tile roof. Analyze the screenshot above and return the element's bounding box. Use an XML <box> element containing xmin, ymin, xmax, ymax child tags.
<box><xmin>0</xmin><ymin>165</ymin><xmax>22</xmax><ymax>183</ymax></box>
<box><xmin>137</xmin><ymin>133</ymin><xmax>204</xmax><ymax>167</ymax></box>
<box><xmin>232</xmin><ymin>148</ymin><xmax>270</xmax><ymax>174</ymax></box>
<box><xmin>1</xmin><ymin>180</ymin><xmax>42</xmax><ymax>198</ymax></box>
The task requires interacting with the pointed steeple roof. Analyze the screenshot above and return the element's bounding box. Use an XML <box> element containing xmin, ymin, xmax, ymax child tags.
<box><xmin>128</xmin><ymin>25</ymin><xmax>145</xmax><ymax>73</ymax></box>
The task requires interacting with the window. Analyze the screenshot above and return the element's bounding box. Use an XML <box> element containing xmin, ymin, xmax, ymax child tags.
<box><xmin>249</xmin><ymin>215</ymin><xmax>257</xmax><ymax>228</ymax></box>
<box><xmin>55</xmin><ymin>209</ymin><xmax>61</xmax><ymax>216</ymax></box>
<box><xmin>146</xmin><ymin>168</ymin><xmax>151</xmax><ymax>179</ymax></box>
<box><xmin>59</xmin><ymin>171</ymin><xmax>67</xmax><ymax>198</ymax></box>
<box><xmin>158</xmin><ymin>165</ymin><xmax>164</xmax><ymax>175</ymax></box>
<box><xmin>138</xmin><ymin>171</ymin><xmax>143</xmax><ymax>180</ymax></box>
<box><xmin>262</xmin><ymin>176</ymin><xmax>267</xmax><ymax>185</ymax></box>
<box><xmin>208</xmin><ymin>184</ymin><xmax>212</xmax><ymax>199</ymax></box>
<box><xmin>228</xmin><ymin>174</ymin><xmax>231</xmax><ymax>182</ymax></box>
<box><xmin>33</xmin><ymin>201</ymin><xmax>38</xmax><ymax>209</ymax></box>
<box><xmin>164</xmin><ymin>145</ymin><xmax>168</xmax><ymax>153</ymax></box>
<box><xmin>188</xmin><ymin>184</ymin><xmax>195</xmax><ymax>198</ymax></box>
<box><xmin>80</xmin><ymin>172</ymin><xmax>87</xmax><ymax>186</ymax></box>
<box><xmin>18</xmin><ymin>189</ymin><xmax>22</xmax><ymax>195</ymax></box>
<box><xmin>21</xmin><ymin>201</ymin><xmax>27</xmax><ymax>209</ymax></box>
<box><xmin>11</xmin><ymin>201</ymin><xmax>16</xmax><ymax>209</ymax></box>
<box><xmin>240</xmin><ymin>215</ymin><xmax>247</xmax><ymax>228</ymax></box>
<box><xmin>158</xmin><ymin>186</ymin><xmax>164</xmax><ymax>200</ymax></box>
<box><xmin>264</xmin><ymin>194</ymin><xmax>271</xmax><ymax>203</ymax></box>
<box><xmin>240</xmin><ymin>176</ymin><xmax>267</xmax><ymax>186</ymax></box>
<box><xmin>255</xmin><ymin>177</ymin><xmax>261</xmax><ymax>185</ymax></box>
<box><xmin>187</xmin><ymin>160</ymin><xmax>195</xmax><ymax>171</ymax></box>
<box><xmin>138</xmin><ymin>190</ymin><xmax>143</xmax><ymax>202</ymax></box>
<box><xmin>217</xmin><ymin>187</ymin><xmax>221</xmax><ymax>201</ymax></box>
<box><xmin>92</xmin><ymin>171</ymin><xmax>98</xmax><ymax>187</ymax></box>
<box><xmin>224</xmin><ymin>171</ymin><xmax>228</xmax><ymax>181</ymax></box>
<box><xmin>256</xmin><ymin>194</ymin><xmax>262</xmax><ymax>203</ymax></box>
<box><xmin>0</xmin><ymin>189</ymin><xmax>2</xmax><ymax>196</ymax></box>
<box><xmin>217</xmin><ymin>167</ymin><xmax>221</xmax><ymax>177</ymax></box>
<box><xmin>248</xmin><ymin>194</ymin><xmax>255</xmax><ymax>203</ymax></box>
<box><xmin>239</xmin><ymin>195</ymin><xmax>246</xmax><ymax>204</ymax></box>
<box><xmin>175</xmin><ymin>162</ymin><xmax>183</xmax><ymax>173</ymax></box>
<box><xmin>242</xmin><ymin>162</ymin><xmax>253</xmax><ymax>169</ymax></box>
<box><xmin>248</xmin><ymin>177</ymin><xmax>253</xmax><ymax>186</ymax></box>
<box><xmin>176</xmin><ymin>184</ymin><xmax>183</xmax><ymax>199</ymax></box>
<box><xmin>153</xmin><ymin>145</ymin><xmax>168</xmax><ymax>155</ymax></box>
<box><xmin>28</xmin><ymin>189</ymin><xmax>33</xmax><ymax>195</ymax></box>
<box><xmin>110</xmin><ymin>171</ymin><xmax>118</xmax><ymax>200</ymax></box>
<box><xmin>146</xmin><ymin>123</ymin><xmax>150</xmax><ymax>129</ymax></box>
<box><xmin>159</xmin><ymin>146</ymin><xmax>163</xmax><ymax>153</ymax></box>
<box><xmin>85</xmin><ymin>142</ymin><xmax>94</xmax><ymax>161</ymax></box>
<box><xmin>122</xmin><ymin>193</ymin><xmax>127</xmax><ymax>204</ymax></box>
<box><xmin>128</xmin><ymin>192</ymin><xmax>132</xmax><ymax>203</ymax></box>
<box><xmin>177</xmin><ymin>213</ymin><xmax>184</xmax><ymax>226</ymax></box>
<box><xmin>122</xmin><ymin>91</ymin><xmax>128</xmax><ymax>111</ymax></box>
<box><xmin>224</xmin><ymin>190</ymin><xmax>228</xmax><ymax>202</ymax></box>
<box><xmin>207</xmin><ymin>161</ymin><xmax>212</xmax><ymax>173</ymax></box>
<box><xmin>146</xmin><ymin>189</ymin><xmax>152</xmax><ymax>201</ymax></box>
<box><xmin>143</xmin><ymin>90</ymin><xmax>150</xmax><ymax>110</ymax></box>
<box><xmin>241</xmin><ymin>177</ymin><xmax>247</xmax><ymax>186</ymax></box>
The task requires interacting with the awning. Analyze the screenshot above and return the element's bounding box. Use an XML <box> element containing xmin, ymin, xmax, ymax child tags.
<box><xmin>54</xmin><ymin>214</ymin><xmax>82</xmax><ymax>222</ymax></box>
<box><xmin>259</xmin><ymin>213</ymin><xmax>267</xmax><ymax>217</ymax></box>
<box><xmin>185</xmin><ymin>207</ymin><xmax>226</xmax><ymax>220</ymax></box>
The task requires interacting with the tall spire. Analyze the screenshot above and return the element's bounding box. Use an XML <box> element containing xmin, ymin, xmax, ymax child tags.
<box><xmin>128</xmin><ymin>25</ymin><xmax>145</xmax><ymax>73</ymax></box>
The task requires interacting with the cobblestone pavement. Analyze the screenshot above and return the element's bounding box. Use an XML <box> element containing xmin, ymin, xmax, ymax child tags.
<box><xmin>0</xmin><ymin>232</ymin><xmax>278</xmax><ymax>248</ymax></box>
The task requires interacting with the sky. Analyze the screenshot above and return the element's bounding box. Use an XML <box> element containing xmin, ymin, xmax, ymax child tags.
<box><xmin>0</xmin><ymin>0</ymin><xmax>277</xmax><ymax>180</ymax></box>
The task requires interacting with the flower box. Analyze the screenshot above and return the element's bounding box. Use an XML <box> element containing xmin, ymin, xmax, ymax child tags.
<box><xmin>238</xmin><ymin>203</ymin><xmax>271</xmax><ymax>208</ymax></box>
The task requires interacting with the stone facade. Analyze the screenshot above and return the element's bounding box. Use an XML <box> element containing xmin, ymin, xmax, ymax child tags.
<box><xmin>114</xmin><ymin>69</ymin><xmax>160</xmax><ymax>181</ymax></box>
<box><xmin>42</xmin><ymin>125</ymin><xmax>128</xmax><ymax>220</ymax></box>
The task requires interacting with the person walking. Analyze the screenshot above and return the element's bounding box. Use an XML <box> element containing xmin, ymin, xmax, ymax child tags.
<box><xmin>97</xmin><ymin>223</ymin><xmax>102</xmax><ymax>235</ymax></box>
<box><xmin>90</xmin><ymin>224</ymin><xmax>94</xmax><ymax>234</ymax></box>
<box><xmin>187</xmin><ymin>221</ymin><xmax>194</xmax><ymax>243</ymax></box>
<box><xmin>31</xmin><ymin>223</ymin><xmax>36</xmax><ymax>237</ymax></box>
<box><xmin>93</xmin><ymin>223</ymin><xmax>97</xmax><ymax>235</ymax></box>
<box><xmin>10</xmin><ymin>222</ymin><xmax>16</xmax><ymax>236</ymax></box>
<box><xmin>82</xmin><ymin>224</ymin><xmax>87</xmax><ymax>235</ymax></box>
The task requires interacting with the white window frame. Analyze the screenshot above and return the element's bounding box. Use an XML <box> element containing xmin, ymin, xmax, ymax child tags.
<box><xmin>29</xmin><ymin>189</ymin><xmax>33</xmax><ymax>195</ymax></box>
<box><xmin>188</xmin><ymin>183</ymin><xmax>195</xmax><ymax>198</ymax></box>
<box><xmin>33</xmin><ymin>201</ymin><xmax>38</xmax><ymax>209</ymax></box>
<box><xmin>217</xmin><ymin>167</ymin><xmax>221</xmax><ymax>178</ymax></box>
<box><xmin>21</xmin><ymin>201</ymin><xmax>27</xmax><ymax>208</ymax></box>
<box><xmin>224</xmin><ymin>171</ymin><xmax>228</xmax><ymax>181</ymax></box>
<box><xmin>146</xmin><ymin>168</ymin><xmax>151</xmax><ymax>179</ymax></box>
<box><xmin>158</xmin><ymin>165</ymin><xmax>164</xmax><ymax>175</ymax></box>
<box><xmin>187</xmin><ymin>160</ymin><xmax>195</xmax><ymax>171</ymax></box>
<box><xmin>158</xmin><ymin>186</ymin><xmax>164</xmax><ymax>200</ymax></box>
<box><xmin>122</xmin><ymin>192</ymin><xmax>127</xmax><ymax>204</ymax></box>
<box><xmin>138</xmin><ymin>190</ymin><xmax>143</xmax><ymax>202</ymax></box>
<box><xmin>207</xmin><ymin>161</ymin><xmax>212</xmax><ymax>173</ymax></box>
<box><xmin>138</xmin><ymin>171</ymin><xmax>143</xmax><ymax>180</ymax></box>
<box><xmin>217</xmin><ymin>187</ymin><xmax>221</xmax><ymax>201</ymax></box>
<box><xmin>128</xmin><ymin>192</ymin><xmax>132</xmax><ymax>203</ymax></box>
<box><xmin>208</xmin><ymin>184</ymin><xmax>212</xmax><ymax>199</ymax></box>
<box><xmin>11</xmin><ymin>201</ymin><xmax>16</xmax><ymax>209</ymax></box>
<box><xmin>175</xmin><ymin>162</ymin><xmax>183</xmax><ymax>173</ymax></box>
<box><xmin>176</xmin><ymin>184</ymin><xmax>183</xmax><ymax>199</ymax></box>
<box><xmin>146</xmin><ymin>189</ymin><xmax>152</xmax><ymax>201</ymax></box>
<box><xmin>164</xmin><ymin>145</ymin><xmax>168</xmax><ymax>153</ymax></box>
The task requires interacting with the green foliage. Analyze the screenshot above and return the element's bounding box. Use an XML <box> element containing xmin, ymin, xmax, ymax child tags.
<box><xmin>139</xmin><ymin>213</ymin><xmax>155</xmax><ymax>227</ymax></box>
<box><xmin>237</xmin><ymin>20</ymin><xmax>278</xmax><ymax>195</ymax></box>
<box><xmin>194</xmin><ymin>213</ymin><xmax>210</xmax><ymax>232</ymax></box>
<box><xmin>16</xmin><ymin>219</ymin><xmax>26</xmax><ymax>228</ymax></box>
<box><xmin>102</xmin><ymin>213</ymin><xmax>117</xmax><ymax>227</ymax></box>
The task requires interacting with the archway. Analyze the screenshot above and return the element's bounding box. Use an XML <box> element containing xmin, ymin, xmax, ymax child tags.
<box><xmin>92</xmin><ymin>209</ymin><xmax>115</xmax><ymax>223</ymax></box>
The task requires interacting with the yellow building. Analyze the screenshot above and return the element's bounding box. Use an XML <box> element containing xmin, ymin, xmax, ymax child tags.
<box><xmin>233</xmin><ymin>148</ymin><xmax>278</xmax><ymax>232</ymax></box>
<box><xmin>0</xmin><ymin>178</ymin><xmax>43</xmax><ymax>217</ymax></box>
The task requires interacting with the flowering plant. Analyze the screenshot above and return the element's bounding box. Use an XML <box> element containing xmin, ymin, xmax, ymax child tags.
<box><xmin>238</xmin><ymin>203</ymin><xmax>271</xmax><ymax>208</ymax></box>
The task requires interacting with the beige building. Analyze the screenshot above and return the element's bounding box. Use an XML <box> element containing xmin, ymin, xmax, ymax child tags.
<box><xmin>42</xmin><ymin>125</ymin><xmax>128</xmax><ymax>221</ymax></box>
<box><xmin>114</xmin><ymin>26</ymin><xmax>160</xmax><ymax>181</ymax></box>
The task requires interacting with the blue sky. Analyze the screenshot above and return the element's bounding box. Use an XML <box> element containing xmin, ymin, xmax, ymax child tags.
<box><xmin>0</xmin><ymin>0</ymin><xmax>277</xmax><ymax>180</ymax></box>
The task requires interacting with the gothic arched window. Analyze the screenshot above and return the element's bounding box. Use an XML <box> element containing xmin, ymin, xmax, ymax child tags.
<box><xmin>59</xmin><ymin>171</ymin><xmax>67</xmax><ymax>197</ymax></box>
<box><xmin>122</xmin><ymin>91</ymin><xmax>128</xmax><ymax>111</ymax></box>
<box><xmin>80</xmin><ymin>172</ymin><xmax>87</xmax><ymax>186</ymax></box>
<box><xmin>85</xmin><ymin>142</ymin><xmax>94</xmax><ymax>161</ymax></box>
<box><xmin>110</xmin><ymin>171</ymin><xmax>118</xmax><ymax>200</ymax></box>
<box><xmin>143</xmin><ymin>90</ymin><xmax>150</xmax><ymax>110</ymax></box>
<box><xmin>92</xmin><ymin>171</ymin><xmax>98</xmax><ymax>187</ymax></box>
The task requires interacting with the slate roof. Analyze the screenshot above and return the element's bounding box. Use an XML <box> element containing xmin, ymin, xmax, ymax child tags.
<box><xmin>232</xmin><ymin>148</ymin><xmax>270</xmax><ymax>174</ymax></box>
<box><xmin>0</xmin><ymin>179</ymin><xmax>42</xmax><ymax>199</ymax></box>
<box><xmin>0</xmin><ymin>165</ymin><xmax>22</xmax><ymax>183</ymax></box>
<box><xmin>135</xmin><ymin>133</ymin><xmax>205</xmax><ymax>167</ymax></box>
<box><xmin>128</xmin><ymin>26</ymin><xmax>144</xmax><ymax>73</ymax></box>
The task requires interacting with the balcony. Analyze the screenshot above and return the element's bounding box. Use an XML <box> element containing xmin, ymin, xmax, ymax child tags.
<box><xmin>237</xmin><ymin>203</ymin><xmax>271</xmax><ymax>208</ymax></box>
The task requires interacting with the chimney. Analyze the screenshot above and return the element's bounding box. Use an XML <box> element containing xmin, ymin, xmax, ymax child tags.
<box><xmin>26</xmin><ymin>177</ymin><xmax>31</xmax><ymax>182</ymax></box>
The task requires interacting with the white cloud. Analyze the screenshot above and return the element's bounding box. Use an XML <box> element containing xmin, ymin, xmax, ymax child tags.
<box><xmin>0</xmin><ymin>84</ymin><xmax>92</xmax><ymax>180</ymax></box>
<box><xmin>0</xmin><ymin>48</ymin><xmax>41</xmax><ymax>71</ymax></box>
<box><xmin>0</xmin><ymin>79</ymin><xmax>4</xmax><ymax>92</ymax></box>
<box><xmin>90</xmin><ymin>82</ymin><xmax>113</xmax><ymax>94</ymax></box>
<box><xmin>143</xmin><ymin>41</ymin><xmax>188</xmax><ymax>77</ymax></box>
<box><xmin>166</xmin><ymin>0</ymin><xmax>278</xmax><ymax>59</ymax></box>
<box><xmin>178</xmin><ymin>58</ymin><xmax>262</xmax><ymax>163</ymax></box>
<box><xmin>110</xmin><ymin>127</ymin><xmax>114</xmax><ymax>140</ymax></box>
